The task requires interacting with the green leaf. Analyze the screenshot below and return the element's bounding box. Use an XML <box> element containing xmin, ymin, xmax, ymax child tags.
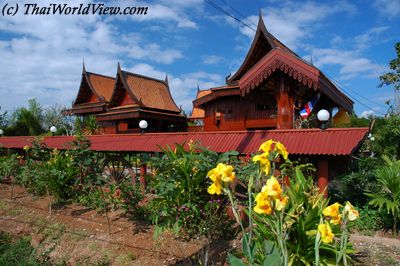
<box><xmin>227</xmin><ymin>253</ymin><xmax>248</xmax><ymax>266</ymax></box>
<box><xmin>263</xmin><ymin>240</ymin><xmax>281</xmax><ymax>266</ymax></box>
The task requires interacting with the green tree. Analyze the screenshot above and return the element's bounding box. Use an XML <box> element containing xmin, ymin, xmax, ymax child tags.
<box><xmin>0</xmin><ymin>106</ymin><xmax>8</xmax><ymax>129</ymax></box>
<box><xmin>5</xmin><ymin>108</ymin><xmax>44</xmax><ymax>136</ymax></box>
<box><xmin>42</xmin><ymin>104</ymin><xmax>75</xmax><ymax>135</ymax></box>
<box><xmin>365</xmin><ymin>156</ymin><xmax>400</xmax><ymax>235</ymax></box>
<box><xmin>379</xmin><ymin>42</ymin><xmax>400</xmax><ymax>115</ymax></box>
<box><xmin>371</xmin><ymin>115</ymin><xmax>400</xmax><ymax>159</ymax></box>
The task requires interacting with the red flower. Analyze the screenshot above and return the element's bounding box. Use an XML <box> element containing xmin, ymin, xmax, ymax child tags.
<box><xmin>114</xmin><ymin>189</ymin><xmax>121</xmax><ymax>198</ymax></box>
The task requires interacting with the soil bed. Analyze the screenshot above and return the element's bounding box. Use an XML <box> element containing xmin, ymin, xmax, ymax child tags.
<box><xmin>1</xmin><ymin>184</ymin><xmax>399</xmax><ymax>265</ymax></box>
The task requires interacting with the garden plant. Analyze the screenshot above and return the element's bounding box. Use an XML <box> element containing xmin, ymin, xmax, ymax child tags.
<box><xmin>206</xmin><ymin>140</ymin><xmax>360</xmax><ymax>265</ymax></box>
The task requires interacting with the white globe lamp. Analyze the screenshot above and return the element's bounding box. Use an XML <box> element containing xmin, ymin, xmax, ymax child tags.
<box><xmin>139</xmin><ymin>120</ymin><xmax>148</xmax><ymax>134</ymax></box>
<box><xmin>317</xmin><ymin>109</ymin><xmax>330</xmax><ymax>130</ymax></box>
<box><xmin>50</xmin><ymin>126</ymin><xmax>57</xmax><ymax>134</ymax></box>
<box><xmin>0</xmin><ymin>129</ymin><xmax>3</xmax><ymax>136</ymax></box>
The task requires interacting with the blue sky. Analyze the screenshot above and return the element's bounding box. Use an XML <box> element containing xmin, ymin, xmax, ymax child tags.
<box><xmin>0</xmin><ymin>0</ymin><xmax>399</xmax><ymax>117</ymax></box>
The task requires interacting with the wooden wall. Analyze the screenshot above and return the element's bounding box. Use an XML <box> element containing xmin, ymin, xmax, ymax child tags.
<box><xmin>203</xmin><ymin>91</ymin><xmax>278</xmax><ymax>131</ymax></box>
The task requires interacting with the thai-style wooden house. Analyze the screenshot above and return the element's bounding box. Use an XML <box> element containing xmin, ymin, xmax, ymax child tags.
<box><xmin>71</xmin><ymin>64</ymin><xmax>187</xmax><ymax>134</ymax></box>
<box><xmin>192</xmin><ymin>15</ymin><xmax>353</xmax><ymax>131</ymax></box>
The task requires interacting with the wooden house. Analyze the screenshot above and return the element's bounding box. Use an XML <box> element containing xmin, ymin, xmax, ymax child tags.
<box><xmin>70</xmin><ymin>64</ymin><xmax>187</xmax><ymax>134</ymax></box>
<box><xmin>192</xmin><ymin>15</ymin><xmax>353</xmax><ymax>131</ymax></box>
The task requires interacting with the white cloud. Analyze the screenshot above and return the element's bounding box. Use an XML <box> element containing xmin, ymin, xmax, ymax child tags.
<box><xmin>312</xmin><ymin>48</ymin><xmax>385</xmax><ymax>80</ymax></box>
<box><xmin>111</xmin><ymin>0</ymin><xmax>202</xmax><ymax>28</ymax></box>
<box><xmin>202</xmin><ymin>55</ymin><xmax>224</xmax><ymax>65</ymax></box>
<box><xmin>0</xmin><ymin>0</ymin><xmax>191</xmax><ymax>112</ymax></box>
<box><xmin>234</xmin><ymin>1</ymin><xmax>357</xmax><ymax>50</ymax></box>
<box><xmin>360</xmin><ymin>110</ymin><xmax>376</xmax><ymax>118</ymax></box>
<box><xmin>373</xmin><ymin>0</ymin><xmax>400</xmax><ymax>18</ymax></box>
<box><xmin>353</xmin><ymin>26</ymin><xmax>389</xmax><ymax>51</ymax></box>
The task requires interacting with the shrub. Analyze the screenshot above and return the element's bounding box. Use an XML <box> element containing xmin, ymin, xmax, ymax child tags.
<box><xmin>207</xmin><ymin>140</ymin><xmax>359</xmax><ymax>266</ymax></box>
<box><xmin>148</xmin><ymin>142</ymin><xmax>231</xmax><ymax>238</ymax></box>
<box><xmin>366</xmin><ymin>156</ymin><xmax>400</xmax><ymax>235</ymax></box>
<box><xmin>0</xmin><ymin>232</ymin><xmax>42</xmax><ymax>265</ymax></box>
<box><xmin>350</xmin><ymin>205</ymin><xmax>383</xmax><ymax>235</ymax></box>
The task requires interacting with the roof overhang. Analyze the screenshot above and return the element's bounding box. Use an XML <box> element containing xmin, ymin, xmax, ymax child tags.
<box><xmin>238</xmin><ymin>49</ymin><xmax>353</xmax><ymax>112</ymax></box>
<box><xmin>192</xmin><ymin>86</ymin><xmax>240</xmax><ymax>107</ymax></box>
<box><xmin>71</xmin><ymin>102</ymin><xmax>106</xmax><ymax>115</ymax></box>
<box><xmin>0</xmin><ymin>128</ymin><xmax>369</xmax><ymax>156</ymax></box>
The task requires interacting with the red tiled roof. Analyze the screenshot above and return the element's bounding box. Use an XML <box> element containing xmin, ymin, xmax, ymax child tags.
<box><xmin>190</xmin><ymin>89</ymin><xmax>211</xmax><ymax>119</ymax></box>
<box><xmin>193</xmin><ymin>86</ymin><xmax>240</xmax><ymax>107</ymax></box>
<box><xmin>123</xmin><ymin>71</ymin><xmax>180</xmax><ymax>112</ymax></box>
<box><xmin>0</xmin><ymin>136</ymin><xmax>36</xmax><ymax>149</ymax></box>
<box><xmin>0</xmin><ymin>128</ymin><xmax>369</xmax><ymax>156</ymax></box>
<box><xmin>87</xmin><ymin>73</ymin><xmax>115</xmax><ymax>102</ymax></box>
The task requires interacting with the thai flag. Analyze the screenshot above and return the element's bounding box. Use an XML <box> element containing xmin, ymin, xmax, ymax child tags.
<box><xmin>300</xmin><ymin>94</ymin><xmax>320</xmax><ymax>119</ymax></box>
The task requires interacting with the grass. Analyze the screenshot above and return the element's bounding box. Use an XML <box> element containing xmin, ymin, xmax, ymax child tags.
<box><xmin>0</xmin><ymin>231</ymin><xmax>42</xmax><ymax>266</ymax></box>
<box><xmin>116</xmin><ymin>251</ymin><xmax>136</xmax><ymax>265</ymax></box>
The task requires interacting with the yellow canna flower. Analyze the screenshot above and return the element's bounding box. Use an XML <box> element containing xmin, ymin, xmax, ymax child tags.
<box><xmin>259</xmin><ymin>140</ymin><xmax>274</xmax><ymax>153</ymax></box>
<box><xmin>23</xmin><ymin>145</ymin><xmax>31</xmax><ymax>151</ymax></box>
<box><xmin>207</xmin><ymin>163</ymin><xmax>235</xmax><ymax>195</ymax></box>
<box><xmin>265</xmin><ymin>176</ymin><xmax>282</xmax><ymax>198</ymax></box>
<box><xmin>318</xmin><ymin>222</ymin><xmax>335</xmax><ymax>244</ymax></box>
<box><xmin>207</xmin><ymin>181</ymin><xmax>222</xmax><ymax>195</ymax></box>
<box><xmin>275</xmin><ymin>195</ymin><xmax>289</xmax><ymax>211</ymax></box>
<box><xmin>253</xmin><ymin>152</ymin><xmax>269</xmax><ymax>165</ymax></box>
<box><xmin>323</xmin><ymin>202</ymin><xmax>342</xmax><ymax>225</ymax></box>
<box><xmin>275</xmin><ymin>141</ymin><xmax>289</xmax><ymax>160</ymax></box>
<box><xmin>261</xmin><ymin>160</ymin><xmax>271</xmax><ymax>175</ymax></box>
<box><xmin>344</xmin><ymin>202</ymin><xmax>359</xmax><ymax>221</ymax></box>
<box><xmin>254</xmin><ymin>189</ymin><xmax>273</xmax><ymax>215</ymax></box>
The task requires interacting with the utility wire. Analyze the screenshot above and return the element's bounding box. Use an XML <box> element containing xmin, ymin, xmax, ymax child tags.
<box><xmin>206</xmin><ymin>0</ymin><xmax>383</xmax><ymax>115</ymax></box>
<box><xmin>204</xmin><ymin>0</ymin><xmax>256</xmax><ymax>33</ymax></box>
<box><xmin>217</xmin><ymin>0</ymin><xmax>258</xmax><ymax>28</ymax></box>
<box><xmin>332</xmin><ymin>82</ymin><xmax>385</xmax><ymax>116</ymax></box>
<box><xmin>331</xmin><ymin>78</ymin><xmax>383</xmax><ymax>107</ymax></box>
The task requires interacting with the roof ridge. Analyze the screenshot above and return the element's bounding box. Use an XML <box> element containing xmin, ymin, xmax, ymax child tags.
<box><xmin>122</xmin><ymin>70</ymin><xmax>167</xmax><ymax>85</ymax></box>
<box><xmin>87</xmin><ymin>72</ymin><xmax>116</xmax><ymax>80</ymax></box>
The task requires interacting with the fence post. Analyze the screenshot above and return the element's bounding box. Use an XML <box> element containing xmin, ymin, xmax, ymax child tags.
<box><xmin>140</xmin><ymin>163</ymin><xmax>147</xmax><ymax>192</ymax></box>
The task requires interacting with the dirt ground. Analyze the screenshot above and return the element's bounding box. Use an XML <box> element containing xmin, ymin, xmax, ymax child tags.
<box><xmin>1</xmin><ymin>184</ymin><xmax>399</xmax><ymax>265</ymax></box>
<box><xmin>0</xmin><ymin>184</ymin><xmax>221</xmax><ymax>265</ymax></box>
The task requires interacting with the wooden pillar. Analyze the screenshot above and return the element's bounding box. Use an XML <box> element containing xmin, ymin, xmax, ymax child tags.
<box><xmin>276</xmin><ymin>73</ymin><xmax>294</xmax><ymax>129</ymax></box>
<box><xmin>140</xmin><ymin>163</ymin><xmax>147</xmax><ymax>192</ymax></box>
<box><xmin>317</xmin><ymin>159</ymin><xmax>329</xmax><ymax>198</ymax></box>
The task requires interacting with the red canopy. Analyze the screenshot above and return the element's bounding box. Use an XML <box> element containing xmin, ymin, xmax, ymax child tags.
<box><xmin>0</xmin><ymin>128</ymin><xmax>369</xmax><ymax>156</ymax></box>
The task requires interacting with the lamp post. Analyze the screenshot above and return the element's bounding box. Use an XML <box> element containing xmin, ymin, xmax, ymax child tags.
<box><xmin>317</xmin><ymin>109</ymin><xmax>330</xmax><ymax>130</ymax></box>
<box><xmin>139</xmin><ymin>120</ymin><xmax>148</xmax><ymax>135</ymax></box>
<box><xmin>50</xmin><ymin>126</ymin><xmax>57</xmax><ymax>135</ymax></box>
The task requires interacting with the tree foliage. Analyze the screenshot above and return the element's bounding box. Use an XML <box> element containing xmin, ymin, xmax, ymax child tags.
<box><xmin>379</xmin><ymin>42</ymin><xmax>400</xmax><ymax>115</ymax></box>
<box><xmin>365</xmin><ymin>156</ymin><xmax>400</xmax><ymax>235</ymax></box>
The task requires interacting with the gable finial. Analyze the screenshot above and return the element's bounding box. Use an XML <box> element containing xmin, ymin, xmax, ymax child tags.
<box><xmin>165</xmin><ymin>74</ymin><xmax>169</xmax><ymax>85</ymax></box>
<box><xmin>258</xmin><ymin>9</ymin><xmax>268</xmax><ymax>32</ymax></box>
<box><xmin>117</xmin><ymin>61</ymin><xmax>122</xmax><ymax>70</ymax></box>
<box><xmin>82</xmin><ymin>58</ymin><xmax>87</xmax><ymax>74</ymax></box>
<box><xmin>310</xmin><ymin>55</ymin><xmax>314</xmax><ymax>66</ymax></box>
<box><xmin>225</xmin><ymin>72</ymin><xmax>232</xmax><ymax>83</ymax></box>
<box><xmin>197</xmin><ymin>84</ymin><xmax>200</xmax><ymax>92</ymax></box>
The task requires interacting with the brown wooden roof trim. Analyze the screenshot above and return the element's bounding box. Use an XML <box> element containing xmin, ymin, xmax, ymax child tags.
<box><xmin>71</xmin><ymin>102</ymin><xmax>105</xmax><ymax>115</ymax></box>
<box><xmin>228</xmin><ymin>13</ymin><xmax>299</xmax><ymax>83</ymax></box>
<box><xmin>164</xmin><ymin>74</ymin><xmax>181</xmax><ymax>112</ymax></box>
<box><xmin>193</xmin><ymin>86</ymin><xmax>240</xmax><ymax>107</ymax></box>
<box><xmin>108</xmin><ymin>63</ymin><xmax>141</xmax><ymax>108</ymax></box>
<box><xmin>239</xmin><ymin>49</ymin><xmax>320</xmax><ymax>92</ymax></box>
<box><xmin>73</xmin><ymin>64</ymin><xmax>103</xmax><ymax>105</ymax></box>
<box><xmin>96</xmin><ymin>107</ymin><xmax>187</xmax><ymax>122</ymax></box>
<box><xmin>238</xmin><ymin>49</ymin><xmax>353</xmax><ymax>112</ymax></box>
